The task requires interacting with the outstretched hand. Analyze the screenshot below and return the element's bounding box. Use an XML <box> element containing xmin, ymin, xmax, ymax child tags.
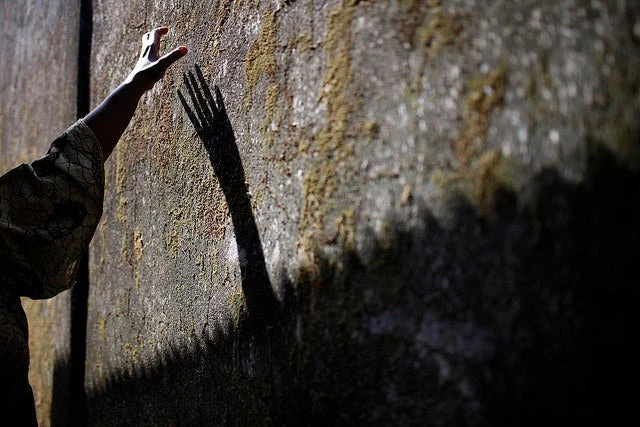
<box><xmin>85</xmin><ymin>26</ymin><xmax>187</xmax><ymax>160</ymax></box>
<box><xmin>125</xmin><ymin>26</ymin><xmax>188</xmax><ymax>92</ymax></box>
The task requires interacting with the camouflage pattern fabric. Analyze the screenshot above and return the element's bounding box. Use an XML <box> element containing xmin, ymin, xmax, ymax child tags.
<box><xmin>0</xmin><ymin>120</ymin><xmax>103</xmax><ymax>424</ymax></box>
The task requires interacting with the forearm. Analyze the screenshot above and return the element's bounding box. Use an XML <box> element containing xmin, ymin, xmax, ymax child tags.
<box><xmin>84</xmin><ymin>80</ymin><xmax>145</xmax><ymax>160</ymax></box>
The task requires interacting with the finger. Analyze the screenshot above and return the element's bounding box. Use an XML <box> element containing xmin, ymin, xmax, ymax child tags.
<box><xmin>140</xmin><ymin>27</ymin><xmax>165</xmax><ymax>58</ymax></box>
<box><xmin>149</xmin><ymin>26</ymin><xmax>169</xmax><ymax>59</ymax></box>
<box><xmin>157</xmin><ymin>46</ymin><xmax>188</xmax><ymax>71</ymax></box>
<box><xmin>194</xmin><ymin>65</ymin><xmax>218</xmax><ymax>114</ymax></box>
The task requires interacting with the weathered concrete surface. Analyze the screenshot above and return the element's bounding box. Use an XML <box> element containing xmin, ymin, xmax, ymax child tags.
<box><xmin>86</xmin><ymin>0</ymin><xmax>640</xmax><ymax>425</ymax></box>
<box><xmin>0</xmin><ymin>0</ymin><xmax>80</xmax><ymax>424</ymax></box>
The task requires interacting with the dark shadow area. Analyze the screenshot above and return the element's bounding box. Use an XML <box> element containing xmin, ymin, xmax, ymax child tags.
<box><xmin>50</xmin><ymin>358</ymin><xmax>70</xmax><ymax>426</ymax></box>
<box><xmin>51</xmin><ymin>0</ymin><xmax>93</xmax><ymax>425</ymax></box>
<box><xmin>80</xmin><ymin>71</ymin><xmax>640</xmax><ymax>425</ymax></box>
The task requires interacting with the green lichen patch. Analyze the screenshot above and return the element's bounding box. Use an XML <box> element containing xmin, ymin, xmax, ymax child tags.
<box><xmin>200</xmin><ymin>184</ymin><xmax>229</xmax><ymax>238</ymax></box>
<box><xmin>403</xmin><ymin>3</ymin><xmax>465</xmax><ymax>116</ymax></box>
<box><xmin>294</xmin><ymin>32</ymin><xmax>314</xmax><ymax>55</ymax></box>
<box><xmin>429</xmin><ymin>65</ymin><xmax>515</xmax><ymax>214</ymax></box>
<box><xmin>335</xmin><ymin>207</ymin><xmax>357</xmax><ymax>251</ymax></box>
<box><xmin>243</xmin><ymin>8</ymin><xmax>278</xmax><ymax>112</ymax></box>
<box><xmin>216</xmin><ymin>0</ymin><xmax>235</xmax><ymax>30</ymax></box>
<box><xmin>355</xmin><ymin>120</ymin><xmax>380</xmax><ymax>141</ymax></box>
<box><xmin>133</xmin><ymin>227</ymin><xmax>144</xmax><ymax>261</ymax></box>
<box><xmin>468</xmin><ymin>149</ymin><xmax>517</xmax><ymax>214</ymax></box>
<box><xmin>418</xmin><ymin>7</ymin><xmax>463</xmax><ymax>62</ymax></box>
<box><xmin>299</xmin><ymin>0</ymin><xmax>360</xmax><ymax>256</ymax></box>
<box><xmin>115</xmin><ymin>143</ymin><xmax>129</xmax><ymax>223</ymax></box>
<box><xmin>150</xmin><ymin>80</ymin><xmax>186</xmax><ymax>179</ymax></box>
<box><xmin>261</xmin><ymin>81</ymin><xmax>280</xmax><ymax>135</ymax></box>
<box><xmin>243</xmin><ymin>6</ymin><xmax>288</xmax><ymax>170</ymax></box>
<box><xmin>165</xmin><ymin>204</ymin><xmax>185</xmax><ymax>260</ymax></box>
<box><xmin>133</xmin><ymin>227</ymin><xmax>144</xmax><ymax>289</ymax></box>
<box><xmin>119</xmin><ymin>226</ymin><xmax>145</xmax><ymax>289</ymax></box>
<box><xmin>454</xmin><ymin>65</ymin><xmax>507</xmax><ymax>167</ymax></box>
<box><xmin>397</xmin><ymin>0</ymin><xmax>463</xmax><ymax>59</ymax></box>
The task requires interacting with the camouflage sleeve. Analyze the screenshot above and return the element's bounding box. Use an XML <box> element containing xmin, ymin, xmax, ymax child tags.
<box><xmin>0</xmin><ymin>119</ymin><xmax>104</xmax><ymax>299</ymax></box>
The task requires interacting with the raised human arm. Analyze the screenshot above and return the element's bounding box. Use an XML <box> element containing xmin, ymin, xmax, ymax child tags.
<box><xmin>84</xmin><ymin>26</ymin><xmax>188</xmax><ymax>160</ymax></box>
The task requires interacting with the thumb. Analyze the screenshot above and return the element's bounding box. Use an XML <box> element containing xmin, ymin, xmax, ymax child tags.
<box><xmin>158</xmin><ymin>45</ymin><xmax>188</xmax><ymax>70</ymax></box>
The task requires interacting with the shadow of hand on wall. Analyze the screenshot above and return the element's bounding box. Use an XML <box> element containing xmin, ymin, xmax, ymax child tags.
<box><xmin>178</xmin><ymin>65</ymin><xmax>279</xmax><ymax>328</ymax></box>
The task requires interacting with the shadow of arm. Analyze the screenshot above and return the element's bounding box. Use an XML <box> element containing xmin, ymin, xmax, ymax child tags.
<box><xmin>178</xmin><ymin>65</ymin><xmax>279</xmax><ymax>324</ymax></box>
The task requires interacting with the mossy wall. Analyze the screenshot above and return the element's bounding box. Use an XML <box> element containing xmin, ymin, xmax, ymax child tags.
<box><xmin>2</xmin><ymin>0</ymin><xmax>639</xmax><ymax>425</ymax></box>
<box><xmin>84</xmin><ymin>0</ymin><xmax>640</xmax><ymax>424</ymax></box>
<box><xmin>0</xmin><ymin>1</ymin><xmax>80</xmax><ymax>424</ymax></box>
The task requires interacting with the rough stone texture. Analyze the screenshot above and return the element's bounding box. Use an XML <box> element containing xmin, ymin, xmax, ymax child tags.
<box><xmin>0</xmin><ymin>0</ymin><xmax>80</xmax><ymax>424</ymax></box>
<box><xmin>86</xmin><ymin>0</ymin><xmax>640</xmax><ymax>425</ymax></box>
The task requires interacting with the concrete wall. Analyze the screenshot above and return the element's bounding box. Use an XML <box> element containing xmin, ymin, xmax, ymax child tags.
<box><xmin>2</xmin><ymin>0</ymin><xmax>639</xmax><ymax>424</ymax></box>
<box><xmin>84</xmin><ymin>0</ymin><xmax>640</xmax><ymax>424</ymax></box>
<box><xmin>0</xmin><ymin>1</ymin><xmax>80</xmax><ymax>424</ymax></box>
